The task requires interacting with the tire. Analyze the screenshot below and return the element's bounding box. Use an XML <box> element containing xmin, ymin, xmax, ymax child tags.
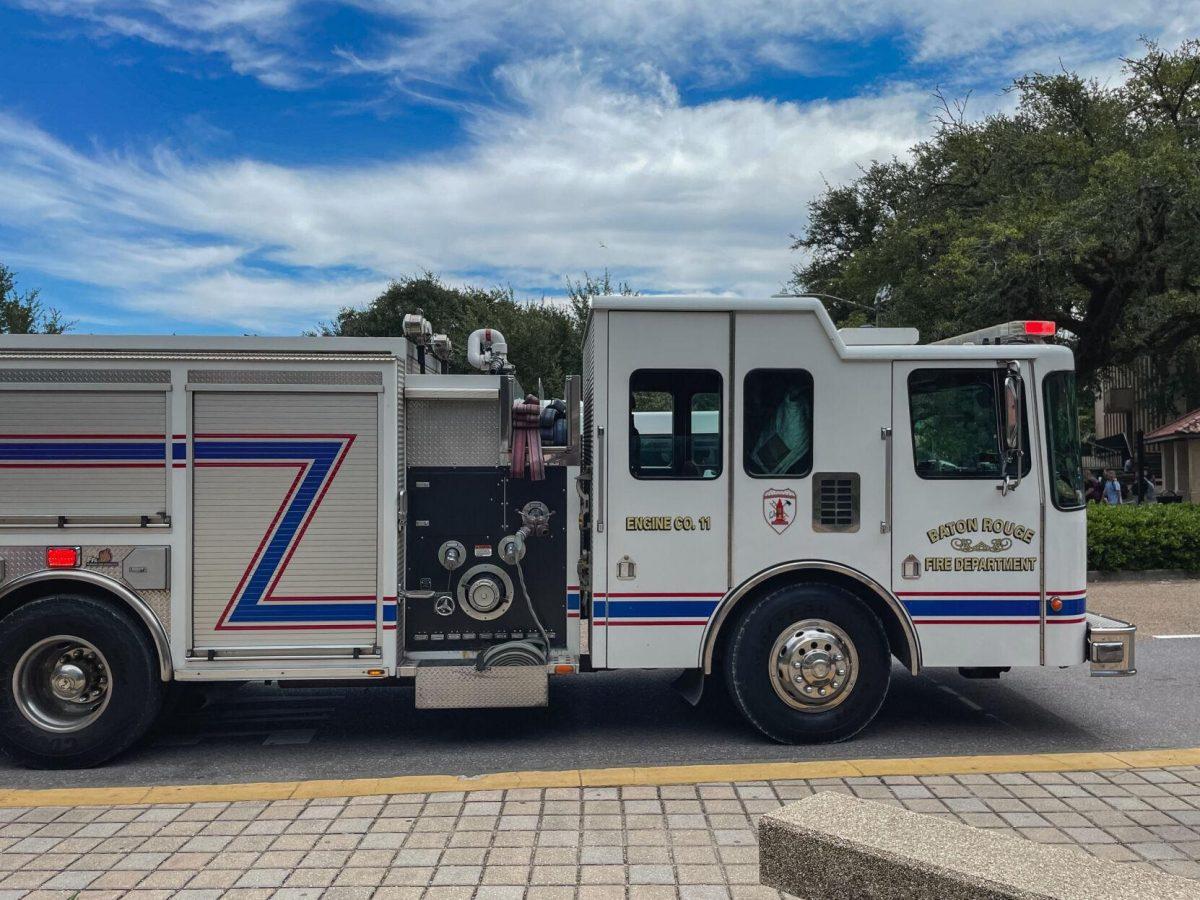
<box><xmin>0</xmin><ymin>594</ymin><xmax>165</xmax><ymax>768</ymax></box>
<box><xmin>724</xmin><ymin>582</ymin><xmax>890</xmax><ymax>744</ymax></box>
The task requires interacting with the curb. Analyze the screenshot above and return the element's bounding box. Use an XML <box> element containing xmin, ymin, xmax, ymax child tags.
<box><xmin>3</xmin><ymin>747</ymin><xmax>1200</xmax><ymax>809</ymax></box>
<box><xmin>1088</xmin><ymin>569</ymin><xmax>1200</xmax><ymax>582</ymax></box>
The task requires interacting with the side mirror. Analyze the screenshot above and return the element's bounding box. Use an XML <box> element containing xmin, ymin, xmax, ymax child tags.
<box><xmin>999</xmin><ymin>364</ymin><xmax>1023</xmax><ymax>495</ymax></box>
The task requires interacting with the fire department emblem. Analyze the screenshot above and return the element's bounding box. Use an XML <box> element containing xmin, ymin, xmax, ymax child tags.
<box><xmin>763</xmin><ymin>488</ymin><xmax>796</xmax><ymax>534</ymax></box>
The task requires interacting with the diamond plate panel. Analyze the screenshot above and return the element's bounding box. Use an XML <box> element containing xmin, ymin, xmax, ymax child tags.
<box><xmin>406</xmin><ymin>398</ymin><xmax>500</xmax><ymax>467</ymax></box>
<box><xmin>0</xmin><ymin>368</ymin><xmax>170</xmax><ymax>383</ymax></box>
<box><xmin>187</xmin><ymin>369</ymin><xmax>382</xmax><ymax>385</ymax></box>
<box><xmin>414</xmin><ymin>664</ymin><xmax>548</xmax><ymax>709</ymax></box>
<box><xmin>0</xmin><ymin>545</ymin><xmax>171</xmax><ymax>630</ymax></box>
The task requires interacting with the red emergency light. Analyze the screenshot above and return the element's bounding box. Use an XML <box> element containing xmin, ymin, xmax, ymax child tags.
<box><xmin>46</xmin><ymin>546</ymin><xmax>80</xmax><ymax>568</ymax></box>
<box><xmin>1024</xmin><ymin>321</ymin><xmax>1056</xmax><ymax>337</ymax></box>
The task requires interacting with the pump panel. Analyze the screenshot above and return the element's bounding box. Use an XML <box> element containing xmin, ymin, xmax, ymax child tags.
<box><xmin>405</xmin><ymin>467</ymin><xmax>567</xmax><ymax>651</ymax></box>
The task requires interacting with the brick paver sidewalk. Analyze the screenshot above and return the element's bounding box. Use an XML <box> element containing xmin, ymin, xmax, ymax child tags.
<box><xmin>3</xmin><ymin>765</ymin><xmax>1200</xmax><ymax>899</ymax></box>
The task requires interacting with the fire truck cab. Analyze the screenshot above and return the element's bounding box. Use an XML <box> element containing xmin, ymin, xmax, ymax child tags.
<box><xmin>0</xmin><ymin>296</ymin><xmax>1135</xmax><ymax>768</ymax></box>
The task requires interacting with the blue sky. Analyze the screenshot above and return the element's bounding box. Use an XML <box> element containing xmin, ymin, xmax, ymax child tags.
<box><xmin>0</xmin><ymin>1</ymin><xmax>1195</xmax><ymax>334</ymax></box>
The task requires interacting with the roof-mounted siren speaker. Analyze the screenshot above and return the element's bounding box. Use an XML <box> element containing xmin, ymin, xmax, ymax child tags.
<box><xmin>466</xmin><ymin>328</ymin><xmax>513</xmax><ymax>374</ymax></box>
<box><xmin>430</xmin><ymin>333</ymin><xmax>453</xmax><ymax>362</ymax></box>
<box><xmin>934</xmin><ymin>320</ymin><xmax>1057</xmax><ymax>346</ymax></box>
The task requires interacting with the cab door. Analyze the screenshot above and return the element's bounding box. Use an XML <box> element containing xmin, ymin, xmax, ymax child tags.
<box><xmin>890</xmin><ymin>361</ymin><xmax>1043</xmax><ymax>666</ymax></box>
<box><xmin>600</xmin><ymin>310</ymin><xmax>729</xmax><ymax>668</ymax></box>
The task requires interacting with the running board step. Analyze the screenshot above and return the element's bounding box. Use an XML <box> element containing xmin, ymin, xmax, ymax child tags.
<box><xmin>414</xmin><ymin>665</ymin><xmax>548</xmax><ymax>709</ymax></box>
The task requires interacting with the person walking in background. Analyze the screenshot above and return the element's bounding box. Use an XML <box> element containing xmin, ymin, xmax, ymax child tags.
<box><xmin>1085</xmin><ymin>472</ymin><xmax>1103</xmax><ymax>504</ymax></box>
<box><xmin>1102</xmin><ymin>469</ymin><xmax>1123</xmax><ymax>505</ymax></box>
<box><xmin>1141</xmin><ymin>474</ymin><xmax>1157</xmax><ymax>503</ymax></box>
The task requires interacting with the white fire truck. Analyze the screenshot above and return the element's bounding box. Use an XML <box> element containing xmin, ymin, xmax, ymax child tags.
<box><xmin>0</xmin><ymin>297</ymin><xmax>1135</xmax><ymax>768</ymax></box>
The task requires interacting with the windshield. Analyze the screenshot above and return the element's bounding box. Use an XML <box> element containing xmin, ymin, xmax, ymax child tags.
<box><xmin>1044</xmin><ymin>371</ymin><xmax>1085</xmax><ymax>510</ymax></box>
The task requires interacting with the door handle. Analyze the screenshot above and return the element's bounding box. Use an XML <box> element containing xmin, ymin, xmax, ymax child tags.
<box><xmin>880</xmin><ymin>426</ymin><xmax>893</xmax><ymax>534</ymax></box>
<box><xmin>596</xmin><ymin>425</ymin><xmax>606</xmax><ymax>533</ymax></box>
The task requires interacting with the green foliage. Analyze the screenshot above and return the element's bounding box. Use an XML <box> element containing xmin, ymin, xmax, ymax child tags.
<box><xmin>321</xmin><ymin>271</ymin><xmax>635</xmax><ymax>393</ymax></box>
<box><xmin>0</xmin><ymin>264</ymin><xmax>67</xmax><ymax>334</ymax></box>
<box><xmin>792</xmin><ymin>39</ymin><xmax>1200</xmax><ymax>386</ymax></box>
<box><xmin>1088</xmin><ymin>503</ymin><xmax>1200</xmax><ymax>571</ymax></box>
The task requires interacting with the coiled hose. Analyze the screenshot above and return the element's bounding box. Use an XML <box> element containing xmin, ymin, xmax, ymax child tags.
<box><xmin>474</xmin><ymin>559</ymin><xmax>549</xmax><ymax>670</ymax></box>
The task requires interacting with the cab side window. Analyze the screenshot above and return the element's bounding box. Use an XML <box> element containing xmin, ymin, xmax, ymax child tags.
<box><xmin>630</xmin><ymin>369</ymin><xmax>722</xmax><ymax>479</ymax></box>
<box><xmin>908</xmin><ymin>368</ymin><xmax>1030</xmax><ymax>479</ymax></box>
<box><xmin>743</xmin><ymin>369</ymin><xmax>814</xmax><ymax>477</ymax></box>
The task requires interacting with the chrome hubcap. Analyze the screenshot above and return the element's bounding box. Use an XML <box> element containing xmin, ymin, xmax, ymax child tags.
<box><xmin>769</xmin><ymin>619</ymin><xmax>858</xmax><ymax>712</ymax></box>
<box><xmin>13</xmin><ymin>637</ymin><xmax>112</xmax><ymax>733</ymax></box>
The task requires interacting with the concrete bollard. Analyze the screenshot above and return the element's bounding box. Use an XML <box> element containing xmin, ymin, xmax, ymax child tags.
<box><xmin>759</xmin><ymin>791</ymin><xmax>1200</xmax><ymax>900</ymax></box>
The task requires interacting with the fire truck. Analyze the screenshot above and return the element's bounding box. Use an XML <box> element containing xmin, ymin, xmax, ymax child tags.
<box><xmin>0</xmin><ymin>297</ymin><xmax>1135</xmax><ymax>768</ymax></box>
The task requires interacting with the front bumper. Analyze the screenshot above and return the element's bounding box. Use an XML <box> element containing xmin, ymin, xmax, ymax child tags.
<box><xmin>1086</xmin><ymin>613</ymin><xmax>1136</xmax><ymax>677</ymax></box>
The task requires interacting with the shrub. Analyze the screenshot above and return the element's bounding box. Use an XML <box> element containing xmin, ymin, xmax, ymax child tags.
<box><xmin>1088</xmin><ymin>502</ymin><xmax>1200</xmax><ymax>571</ymax></box>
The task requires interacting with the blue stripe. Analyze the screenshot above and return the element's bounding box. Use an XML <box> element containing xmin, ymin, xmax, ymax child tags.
<box><xmin>0</xmin><ymin>441</ymin><xmax>165</xmax><ymax>461</ymax></box>
<box><xmin>566</xmin><ymin>592</ymin><xmax>580</xmax><ymax>611</ymax></box>
<box><xmin>597</xmin><ymin>599</ymin><xmax>720</xmax><ymax>619</ymax></box>
<box><xmin>903</xmin><ymin>597</ymin><xmax>1085</xmax><ymax>617</ymax></box>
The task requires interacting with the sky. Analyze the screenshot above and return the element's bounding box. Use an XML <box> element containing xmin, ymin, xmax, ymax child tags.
<box><xmin>0</xmin><ymin>1</ymin><xmax>1197</xmax><ymax>334</ymax></box>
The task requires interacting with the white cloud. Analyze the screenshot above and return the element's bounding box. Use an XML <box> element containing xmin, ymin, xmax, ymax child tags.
<box><xmin>4</xmin><ymin>1</ymin><xmax>1196</xmax><ymax>332</ymax></box>
<box><xmin>15</xmin><ymin>0</ymin><xmax>1198</xmax><ymax>91</ymax></box>
<box><xmin>0</xmin><ymin>62</ymin><xmax>932</xmax><ymax>330</ymax></box>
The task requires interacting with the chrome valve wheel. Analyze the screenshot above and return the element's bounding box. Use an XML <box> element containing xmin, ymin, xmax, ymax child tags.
<box><xmin>12</xmin><ymin>636</ymin><xmax>112</xmax><ymax>733</ymax></box>
<box><xmin>768</xmin><ymin>619</ymin><xmax>859</xmax><ymax>712</ymax></box>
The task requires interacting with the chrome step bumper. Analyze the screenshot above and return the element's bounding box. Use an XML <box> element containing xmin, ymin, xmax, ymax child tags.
<box><xmin>1086</xmin><ymin>613</ymin><xmax>1136</xmax><ymax>677</ymax></box>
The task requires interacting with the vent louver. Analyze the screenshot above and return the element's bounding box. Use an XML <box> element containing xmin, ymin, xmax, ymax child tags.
<box><xmin>813</xmin><ymin>473</ymin><xmax>860</xmax><ymax>532</ymax></box>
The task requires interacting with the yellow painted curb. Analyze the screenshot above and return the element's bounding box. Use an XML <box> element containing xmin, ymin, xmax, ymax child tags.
<box><xmin>2</xmin><ymin>747</ymin><xmax>1199</xmax><ymax>809</ymax></box>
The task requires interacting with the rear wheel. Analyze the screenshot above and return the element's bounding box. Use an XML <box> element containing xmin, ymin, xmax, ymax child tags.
<box><xmin>724</xmin><ymin>582</ymin><xmax>890</xmax><ymax>743</ymax></box>
<box><xmin>0</xmin><ymin>594</ymin><xmax>164</xmax><ymax>768</ymax></box>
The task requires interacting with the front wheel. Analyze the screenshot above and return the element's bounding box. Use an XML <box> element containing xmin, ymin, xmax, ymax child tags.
<box><xmin>0</xmin><ymin>594</ymin><xmax>165</xmax><ymax>768</ymax></box>
<box><xmin>724</xmin><ymin>582</ymin><xmax>890</xmax><ymax>743</ymax></box>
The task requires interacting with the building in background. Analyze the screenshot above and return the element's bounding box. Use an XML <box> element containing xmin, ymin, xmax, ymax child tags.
<box><xmin>1146</xmin><ymin>409</ymin><xmax>1200</xmax><ymax>501</ymax></box>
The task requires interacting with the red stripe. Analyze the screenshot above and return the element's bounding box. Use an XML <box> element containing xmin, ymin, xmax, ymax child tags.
<box><xmin>220</xmin><ymin>623</ymin><xmax>376</xmax><ymax>630</ymax></box>
<box><xmin>912</xmin><ymin>617</ymin><xmax>1087</xmax><ymax>625</ymax></box>
<box><xmin>0</xmin><ymin>433</ymin><xmax>165</xmax><ymax>439</ymax></box>
<box><xmin>194</xmin><ymin>432</ymin><xmax>358</xmax><ymax>438</ymax></box>
<box><xmin>599</xmin><ymin>620</ymin><xmax>709</xmax><ymax>626</ymax></box>
<box><xmin>896</xmin><ymin>590</ymin><xmax>1086</xmax><ymax>597</ymax></box>
<box><xmin>595</xmin><ymin>592</ymin><xmax>725</xmax><ymax>598</ymax></box>
<box><xmin>0</xmin><ymin>462</ymin><xmax>166</xmax><ymax>469</ymax></box>
<box><xmin>914</xmin><ymin>619</ymin><xmax>1039</xmax><ymax>625</ymax></box>
<box><xmin>195</xmin><ymin>461</ymin><xmax>308</xmax><ymax>468</ymax></box>
<box><xmin>266</xmin><ymin>595</ymin><xmax>377</xmax><ymax>603</ymax></box>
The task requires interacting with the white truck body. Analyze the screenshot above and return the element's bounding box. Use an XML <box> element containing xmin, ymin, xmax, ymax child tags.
<box><xmin>0</xmin><ymin>297</ymin><xmax>1134</xmax><ymax>767</ymax></box>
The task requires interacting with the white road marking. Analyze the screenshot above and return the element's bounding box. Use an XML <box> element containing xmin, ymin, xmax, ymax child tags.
<box><xmin>1153</xmin><ymin>634</ymin><xmax>1200</xmax><ymax>640</ymax></box>
<box><xmin>936</xmin><ymin>682</ymin><xmax>985</xmax><ymax>712</ymax></box>
<box><xmin>263</xmin><ymin>729</ymin><xmax>317</xmax><ymax>746</ymax></box>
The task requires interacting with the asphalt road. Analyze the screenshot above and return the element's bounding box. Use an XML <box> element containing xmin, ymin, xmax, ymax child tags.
<box><xmin>0</xmin><ymin>635</ymin><xmax>1194</xmax><ymax>791</ymax></box>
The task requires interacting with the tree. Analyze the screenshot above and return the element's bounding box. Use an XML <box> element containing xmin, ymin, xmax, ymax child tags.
<box><xmin>321</xmin><ymin>272</ymin><xmax>635</xmax><ymax>394</ymax></box>
<box><xmin>0</xmin><ymin>265</ymin><xmax>66</xmax><ymax>334</ymax></box>
<box><xmin>791</xmin><ymin>39</ymin><xmax>1200</xmax><ymax>385</ymax></box>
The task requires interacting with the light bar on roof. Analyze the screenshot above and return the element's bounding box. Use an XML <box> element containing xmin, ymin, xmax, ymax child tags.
<box><xmin>934</xmin><ymin>320</ymin><xmax>1057</xmax><ymax>346</ymax></box>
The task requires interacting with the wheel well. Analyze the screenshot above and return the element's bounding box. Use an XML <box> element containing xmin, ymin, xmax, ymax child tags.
<box><xmin>709</xmin><ymin>569</ymin><xmax>917</xmax><ymax>675</ymax></box>
<box><xmin>0</xmin><ymin>575</ymin><xmax>172</xmax><ymax>681</ymax></box>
